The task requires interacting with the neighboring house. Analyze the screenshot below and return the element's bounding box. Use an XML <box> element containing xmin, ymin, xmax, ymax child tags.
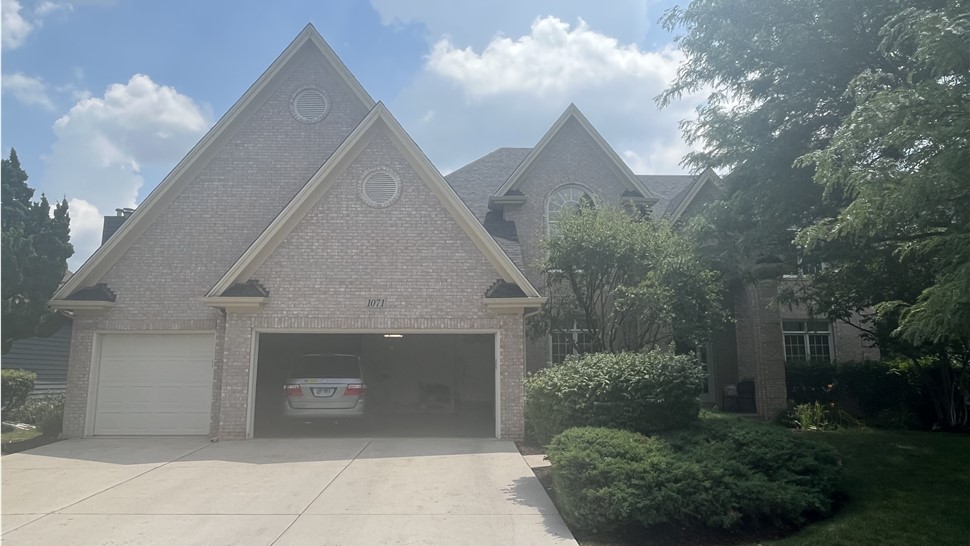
<box><xmin>50</xmin><ymin>25</ymin><xmax>875</xmax><ymax>440</ymax></box>
<box><xmin>1</xmin><ymin>320</ymin><xmax>72</xmax><ymax>395</ymax></box>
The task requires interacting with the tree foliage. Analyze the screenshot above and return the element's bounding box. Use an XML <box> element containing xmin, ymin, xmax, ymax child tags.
<box><xmin>661</xmin><ymin>0</ymin><xmax>969</xmax><ymax>427</ymax></box>
<box><xmin>1</xmin><ymin>149</ymin><xmax>74</xmax><ymax>353</ymax></box>
<box><xmin>530</xmin><ymin>203</ymin><xmax>726</xmax><ymax>354</ymax></box>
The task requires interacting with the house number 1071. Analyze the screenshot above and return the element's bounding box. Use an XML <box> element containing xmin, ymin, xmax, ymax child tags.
<box><xmin>367</xmin><ymin>298</ymin><xmax>385</xmax><ymax>308</ymax></box>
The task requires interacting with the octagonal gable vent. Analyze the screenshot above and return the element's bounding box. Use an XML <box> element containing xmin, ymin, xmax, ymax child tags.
<box><xmin>360</xmin><ymin>168</ymin><xmax>402</xmax><ymax>208</ymax></box>
<box><xmin>290</xmin><ymin>88</ymin><xmax>330</xmax><ymax>124</ymax></box>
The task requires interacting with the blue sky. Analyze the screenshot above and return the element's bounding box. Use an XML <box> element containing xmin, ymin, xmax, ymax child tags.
<box><xmin>1</xmin><ymin>0</ymin><xmax>700</xmax><ymax>267</ymax></box>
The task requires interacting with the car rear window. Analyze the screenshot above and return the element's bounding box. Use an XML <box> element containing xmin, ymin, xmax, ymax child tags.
<box><xmin>290</xmin><ymin>355</ymin><xmax>361</xmax><ymax>379</ymax></box>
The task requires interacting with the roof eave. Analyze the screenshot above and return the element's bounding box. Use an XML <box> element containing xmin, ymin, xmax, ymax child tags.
<box><xmin>48</xmin><ymin>299</ymin><xmax>116</xmax><ymax>313</ymax></box>
<box><xmin>202</xmin><ymin>296</ymin><xmax>268</xmax><ymax>311</ymax></box>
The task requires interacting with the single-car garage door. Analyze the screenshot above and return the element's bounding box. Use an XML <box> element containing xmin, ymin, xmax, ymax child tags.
<box><xmin>93</xmin><ymin>334</ymin><xmax>214</xmax><ymax>435</ymax></box>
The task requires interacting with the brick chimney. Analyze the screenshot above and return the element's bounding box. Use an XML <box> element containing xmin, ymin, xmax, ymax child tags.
<box><xmin>101</xmin><ymin>207</ymin><xmax>135</xmax><ymax>245</ymax></box>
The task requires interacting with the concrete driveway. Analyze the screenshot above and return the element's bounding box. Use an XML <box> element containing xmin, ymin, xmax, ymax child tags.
<box><xmin>2</xmin><ymin>437</ymin><xmax>576</xmax><ymax>545</ymax></box>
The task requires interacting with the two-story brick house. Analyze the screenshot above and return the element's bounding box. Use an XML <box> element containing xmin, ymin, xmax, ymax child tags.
<box><xmin>51</xmin><ymin>25</ymin><xmax>875</xmax><ymax>441</ymax></box>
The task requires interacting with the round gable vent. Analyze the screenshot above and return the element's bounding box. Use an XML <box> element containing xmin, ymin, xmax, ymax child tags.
<box><xmin>360</xmin><ymin>168</ymin><xmax>402</xmax><ymax>208</ymax></box>
<box><xmin>290</xmin><ymin>87</ymin><xmax>330</xmax><ymax>124</ymax></box>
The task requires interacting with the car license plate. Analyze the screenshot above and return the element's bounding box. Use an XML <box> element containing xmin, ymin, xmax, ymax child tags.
<box><xmin>312</xmin><ymin>387</ymin><xmax>336</xmax><ymax>397</ymax></box>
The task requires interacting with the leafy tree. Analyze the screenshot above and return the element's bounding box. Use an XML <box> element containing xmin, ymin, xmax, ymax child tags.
<box><xmin>660</xmin><ymin>0</ymin><xmax>969</xmax><ymax>427</ymax></box>
<box><xmin>529</xmin><ymin>204</ymin><xmax>726</xmax><ymax>354</ymax></box>
<box><xmin>2</xmin><ymin>149</ymin><xmax>74</xmax><ymax>353</ymax></box>
<box><xmin>797</xmin><ymin>3</ymin><xmax>969</xmax><ymax>427</ymax></box>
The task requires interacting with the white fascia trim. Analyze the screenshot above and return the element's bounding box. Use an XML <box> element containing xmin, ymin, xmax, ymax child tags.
<box><xmin>485</xmin><ymin>297</ymin><xmax>547</xmax><ymax>311</ymax></box>
<box><xmin>669</xmin><ymin>167</ymin><xmax>721</xmax><ymax>222</ymax></box>
<box><xmin>53</xmin><ymin>24</ymin><xmax>374</xmax><ymax>302</ymax></box>
<box><xmin>494</xmin><ymin>104</ymin><xmax>655</xmax><ymax>200</ymax></box>
<box><xmin>201</xmin><ymin>296</ymin><xmax>268</xmax><ymax>311</ymax></box>
<box><xmin>208</xmin><ymin>103</ymin><xmax>542</xmax><ymax>300</ymax></box>
<box><xmin>48</xmin><ymin>299</ymin><xmax>116</xmax><ymax>312</ymax></box>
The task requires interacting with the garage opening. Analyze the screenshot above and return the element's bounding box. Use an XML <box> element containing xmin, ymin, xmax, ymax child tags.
<box><xmin>253</xmin><ymin>333</ymin><xmax>496</xmax><ymax>438</ymax></box>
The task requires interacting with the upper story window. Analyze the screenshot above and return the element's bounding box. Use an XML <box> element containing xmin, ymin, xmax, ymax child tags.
<box><xmin>783</xmin><ymin>320</ymin><xmax>832</xmax><ymax>363</ymax></box>
<box><xmin>547</xmin><ymin>185</ymin><xmax>593</xmax><ymax>234</ymax></box>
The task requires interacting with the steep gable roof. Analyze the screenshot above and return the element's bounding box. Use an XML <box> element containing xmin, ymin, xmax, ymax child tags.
<box><xmin>666</xmin><ymin>168</ymin><xmax>722</xmax><ymax>221</ymax></box>
<box><xmin>207</xmin><ymin>103</ymin><xmax>542</xmax><ymax>302</ymax></box>
<box><xmin>52</xmin><ymin>24</ymin><xmax>374</xmax><ymax>305</ymax></box>
<box><xmin>492</xmin><ymin>104</ymin><xmax>657</xmax><ymax>201</ymax></box>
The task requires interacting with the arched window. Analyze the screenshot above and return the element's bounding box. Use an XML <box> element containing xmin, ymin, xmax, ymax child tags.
<box><xmin>546</xmin><ymin>185</ymin><xmax>593</xmax><ymax>234</ymax></box>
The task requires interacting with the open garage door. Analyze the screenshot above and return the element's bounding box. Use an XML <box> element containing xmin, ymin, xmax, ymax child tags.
<box><xmin>92</xmin><ymin>334</ymin><xmax>214</xmax><ymax>435</ymax></box>
<box><xmin>254</xmin><ymin>333</ymin><xmax>495</xmax><ymax>438</ymax></box>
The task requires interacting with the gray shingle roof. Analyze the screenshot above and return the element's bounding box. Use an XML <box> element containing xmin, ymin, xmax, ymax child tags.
<box><xmin>637</xmin><ymin>174</ymin><xmax>698</xmax><ymax>216</ymax></box>
<box><xmin>445</xmin><ymin>148</ymin><xmax>531</xmax><ymax>222</ymax></box>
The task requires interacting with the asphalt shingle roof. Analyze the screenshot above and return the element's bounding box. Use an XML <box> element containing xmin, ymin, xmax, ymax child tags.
<box><xmin>445</xmin><ymin>148</ymin><xmax>531</xmax><ymax>222</ymax></box>
<box><xmin>445</xmin><ymin>149</ymin><xmax>699</xmax><ymax>275</ymax></box>
<box><xmin>636</xmin><ymin>174</ymin><xmax>698</xmax><ymax>217</ymax></box>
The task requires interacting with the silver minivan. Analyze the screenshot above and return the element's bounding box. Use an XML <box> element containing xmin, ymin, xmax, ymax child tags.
<box><xmin>281</xmin><ymin>353</ymin><xmax>367</xmax><ymax>419</ymax></box>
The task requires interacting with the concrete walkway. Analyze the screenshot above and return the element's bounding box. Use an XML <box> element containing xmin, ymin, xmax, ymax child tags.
<box><xmin>1</xmin><ymin>437</ymin><xmax>576</xmax><ymax>545</ymax></box>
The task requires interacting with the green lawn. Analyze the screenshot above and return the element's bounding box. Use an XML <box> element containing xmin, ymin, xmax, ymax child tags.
<box><xmin>760</xmin><ymin>430</ymin><xmax>970</xmax><ymax>546</ymax></box>
<box><xmin>1</xmin><ymin>427</ymin><xmax>42</xmax><ymax>444</ymax></box>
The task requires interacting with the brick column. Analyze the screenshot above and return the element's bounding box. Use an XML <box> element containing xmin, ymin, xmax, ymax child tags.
<box><xmin>499</xmin><ymin>313</ymin><xmax>526</xmax><ymax>440</ymax></box>
<box><xmin>215</xmin><ymin>311</ymin><xmax>256</xmax><ymax>440</ymax></box>
<box><xmin>733</xmin><ymin>282</ymin><xmax>788</xmax><ymax>419</ymax></box>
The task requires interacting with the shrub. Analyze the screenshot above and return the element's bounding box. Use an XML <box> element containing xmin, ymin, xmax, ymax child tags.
<box><xmin>785</xmin><ymin>359</ymin><xmax>934</xmax><ymax>428</ymax></box>
<box><xmin>1</xmin><ymin>369</ymin><xmax>36</xmax><ymax>411</ymax></box>
<box><xmin>547</xmin><ymin>415</ymin><xmax>841</xmax><ymax>533</ymax></box>
<box><xmin>6</xmin><ymin>393</ymin><xmax>64</xmax><ymax>436</ymax></box>
<box><xmin>785</xmin><ymin>362</ymin><xmax>837</xmax><ymax>405</ymax></box>
<box><xmin>790</xmin><ymin>401</ymin><xmax>862</xmax><ymax>431</ymax></box>
<box><xmin>525</xmin><ymin>349</ymin><xmax>704</xmax><ymax>445</ymax></box>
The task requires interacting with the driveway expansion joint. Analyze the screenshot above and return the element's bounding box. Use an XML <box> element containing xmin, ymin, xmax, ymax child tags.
<box><xmin>267</xmin><ymin>439</ymin><xmax>372</xmax><ymax>546</ymax></box>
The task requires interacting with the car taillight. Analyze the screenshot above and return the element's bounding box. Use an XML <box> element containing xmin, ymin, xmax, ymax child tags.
<box><xmin>344</xmin><ymin>384</ymin><xmax>366</xmax><ymax>396</ymax></box>
<box><xmin>284</xmin><ymin>384</ymin><xmax>303</xmax><ymax>397</ymax></box>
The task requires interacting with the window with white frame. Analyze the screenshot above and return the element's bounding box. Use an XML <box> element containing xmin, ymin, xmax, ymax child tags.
<box><xmin>783</xmin><ymin>320</ymin><xmax>832</xmax><ymax>363</ymax></box>
<box><xmin>547</xmin><ymin>185</ymin><xmax>593</xmax><ymax>234</ymax></box>
<box><xmin>551</xmin><ymin>323</ymin><xmax>595</xmax><ymax>364</ymax></box>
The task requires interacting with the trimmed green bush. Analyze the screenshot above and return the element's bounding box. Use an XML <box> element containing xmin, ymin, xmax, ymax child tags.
<box><xmin>1</xmin><ymin>369</ymin><xmax>36</xmax><ymax>411</ymax></box>
<box><xmin>547</xmin><ymin>415</ymin><xmax>841</xmax><ymax>533</ymax></box>
<box><xmin>6</xmin><ymin>393</ymin><xmax>64</xmax><ymax>436</ymax></box>
<box><xmin>525</xmin><ymin>349</ymin><xmax>704</xmax><ymax>445</ymax></box>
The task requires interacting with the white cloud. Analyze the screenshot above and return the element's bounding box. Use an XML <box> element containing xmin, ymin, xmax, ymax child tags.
<box><xmin>389</xmin><ymin>15</ymin><xmax>704</xmax><ymax>180</ymax></box>
<box><xmin>428</xmin><ymin>17</ymin><xmax>682</xmax><ymax>99</ymax></box>
<box><xmin>40</xmin><ymin>74</ymin><xmax>211</xmax><ymax>268</ymax></box>
<box><xmin>2</xmin><ymin>0</ymin><xmax>33</xmax><ymax>49</ymax></box>
<box><xmin>34</xmin><ymin>1</ymin><xmax>72</xmax><ymax>18</ymax></box>
<box><xmin>66</xmin><ymin>197</ymin><xmax>103</xmax><ymax>268</ymax></box>
<box><xmin>371</xmin><ymin>0</ymin><xmax>657</xmax><ymax>50</ymax></box>
<box><xmin>1</xmin><ymin>0</ymin><xmax>73</xmax><ymax>49</ymax></box>
<box><xmin>1</xmin><ymin>72</ymin><xmax>55</xmax><ymax>110</ymax></box>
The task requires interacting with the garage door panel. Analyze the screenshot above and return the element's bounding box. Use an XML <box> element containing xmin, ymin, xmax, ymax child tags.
<box><xmin>94</xmin><ymin>411</ymin><xmax>211</xmax><ymax>436</ymax></box>
<box><xmin>94</xmin><ymin>334</ymin><xmax>215</xmax><ymax>436</ymax></box>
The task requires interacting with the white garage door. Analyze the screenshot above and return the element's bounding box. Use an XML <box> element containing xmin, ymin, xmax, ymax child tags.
<box><xmin>94</xmin><ymin>334</ymin><xmax>215</xmax><ymax>435</ymax></box>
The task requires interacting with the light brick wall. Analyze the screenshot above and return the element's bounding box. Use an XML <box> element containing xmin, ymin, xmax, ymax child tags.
<box><xmin>210</xmin><ymin>129</ymin><xmax>528</xmax><ymax>440</ymax></box>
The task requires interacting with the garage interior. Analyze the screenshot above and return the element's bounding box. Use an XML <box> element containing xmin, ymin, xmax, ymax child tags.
<box><xmin>253</xmin><ymin>333</ymin><xmax>496</xmax><ymax>438</ymax></box>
